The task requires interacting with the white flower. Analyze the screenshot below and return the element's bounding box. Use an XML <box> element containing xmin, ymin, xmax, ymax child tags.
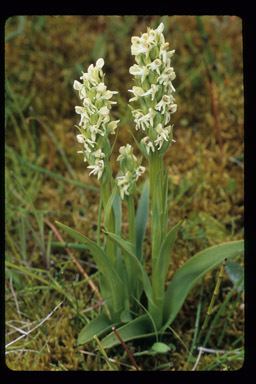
<box><xmin>116</xmin><ymin>146</ymin><xmax>145</xmax><ymax>199</ymax></box>
<box><xmin>169</xmin><ymin>104</ymin><xmax>177</xmax><ymax>114</ymax></box>
<box><xmin>104</xmin><ymin>90</ymin><xmax>118</xmax><ymax>100</ymax></box>
<box><xmin>156</xmin><ymin>22</ymin><xmax>164</xmax><ymax>34</ymax></box>
<box><xmin>141</xmin><ymin>136</ymin><xmax>155</xmax><ymax>154</ymax></box>
<box><xmin>128</xmin><ymin>86</ymin><xmax>145</xmax><ymax>102</ymax></box>
<box><xmin>96</xmin><ymin>82</ymin><xmax>107</xmax><ymax>93</ymax></box>
<box><xmin>157</xmin><ymin>67</ymin><xmax>176</xmax><ymax>85</ymax></box>
<box><xmin>107</xmin><ymin>120</ymin><xmax>119</xmax><ymax>134</ymax></box>
<box><xmin>87</xmin><ymin>159</ymin><xmax>104</xmax><ymax>179</ymax></box>
<box><xmin>135</xmin><ymin>165</ymin><xmax>145</xmax><ymax>179</ymax></box>
<box><xmin>135</xmin><ymin>108</ymin><xmax>155</xmax><ymax>131</ymax></box>
<box><xmin>98</xmin><ymin>106</ymin><xmax>110</xmax><ymax>116</ymax></box>
<box><xmin>129</xmin><ymin>64</ymin><xmax>149</xmax><ymax>82</ymax></box>
<box><xmin>75</xmin><ymin>106</ymin><xmax>90</xmax><ymax>126</ymax></box>
<box><xmin>96</xmin><ymin>58</ymin><xmax>104</xmax><ymax>69</ymax></box>
<box><xmin>80</xmin><ymin>59</ymin><xmax>104</xmax><ymax>86</ymax></box>
<box><xmin>76</xmin><ymin>134</ymin><xmax>85</xmax><ymax>143</ymax></box>
<box><xmin>96</xmin><ymin>83</ymin><xmax>118</xmax><ymax>101</ymax></box>
<box><xmin>141</xmin><ymin>84</ymin><xmax>159</xmax><ymax>100</ymax></box>
<box><xmin>131</xmin><ymin>37</ymin><xmax>150</xmax><ymax>56</ymax></box>
<box><xmin>94</xmin><ymin>148</ymin><xmax>105</xmax><ymax>159</ymax></box>
<box><xmin>129</xmin><ymin>23</ymin><xmax>177</xmax><ymax>155</ymax></box>
<box><xmin>154</xmin><ymin>124</ymin><xmax>170</xmax><ymax>149</ymax></box>
<box><xmin>116</xmin><ymin>172</ymin><xmax>131</xmax><ymax>199</ymax></box>
<box><xmin>155</xmin><ymin>95</ymin><xmax>172</xmax><ymax>114</ymax></box>
<box><xmin>73</xmin><ymin>59</ymin><xmax>118</xmax><ymax>178</ymax></box>
<box><xmin>117</xmin><ymin>144</ymin><xmax>136</xmax><ymax>162</ymax></box>
<box><xmin>147</xmin><ymin>59</ymin><xmax>162</xmax><ymax>74</ymax></box>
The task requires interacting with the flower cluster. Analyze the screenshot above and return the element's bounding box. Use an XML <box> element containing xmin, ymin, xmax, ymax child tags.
<box><xmin>129</xmin><ymin>23</ymin><xmax>177</xmax><ymax>156</ymax></box>
<box><xmin>73</xmin><ymin>58</ymin><xmax>119</xmax><ymax>179</ymax></box>
<box><xmin>116</xmin><ymin>144</ymin><xmax>145</xmax><ymax>199</ymax></box>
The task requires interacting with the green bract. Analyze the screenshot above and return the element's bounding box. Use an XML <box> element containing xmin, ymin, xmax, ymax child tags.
<box><xmin>56</xmin><ymin>22</ymin><xmax>244</xmax><ymax>349</ymax></box>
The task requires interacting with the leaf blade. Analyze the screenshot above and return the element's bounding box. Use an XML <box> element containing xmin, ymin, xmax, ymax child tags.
<box><xmin>77</xmin><ymin>314</ymin><xmax>114</xmax><ymax>346</ymax></box>
<box><xmin>55</xmin><ymin>221</ymin><xmax>124</xmax><ymax>315</ymax></box>
<box><xmin>101</xmin><ymin>314</ymin><xmax>154</xmax><ymax>349</ymax></box>
<box><xmin>162</xmin><ymin>240</ymin><xmax>244</xmax><ymax>330</ymax></box>
<box><xmin>105</xmin><ymin>231</ymin><xmax>153</xmax><ymax>304</ymax></box>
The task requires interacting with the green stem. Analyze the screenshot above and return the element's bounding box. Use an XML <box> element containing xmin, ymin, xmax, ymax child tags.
<box><xmin>127</xmin><ymin>195</ymin><xmax>136</xmax><ymax>250</ymax></box>
<box><xmin>100</xmin><ymin>163</ymin><xmax>116</xmax><ymax>264</ymax></box>
<box><xmin>149</xmin><ymin>153</ymin><xmax>165</xmax><ymax>268</ymax></box>
<box><xmin>127</xmin><ymin>194</ymin><xmax>139</xmax><ymax>302</ymax></box>
<box><xmin>149</xmin><ymin>153</ymin><xmax>166</xmax><ymax>328</ymax></box>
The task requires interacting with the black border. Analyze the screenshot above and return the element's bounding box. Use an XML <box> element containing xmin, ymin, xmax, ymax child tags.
<box><xmin>2</xmin><ymin>4</ymin><xmax>255</xmax><ymax>383</ymax></box>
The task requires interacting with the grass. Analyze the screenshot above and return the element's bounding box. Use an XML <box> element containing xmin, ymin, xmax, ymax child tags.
<box><xmin>5</xmin><ymin>15</ymin><xmax>243</xmax><ymax>371</ymax></box>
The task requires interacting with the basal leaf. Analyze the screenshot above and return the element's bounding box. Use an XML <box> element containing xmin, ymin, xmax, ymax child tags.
<box><xmin>55</xmin><ymin>221</ymin><xmax>124</xmax><ymax>314</ymax></box>
<box><xmin>151</xmin><ymin>342</ymin><xmax>171</xmax><ymax>354</ymax></box>
<box><xmin>162</xmin><ymin>240</ymin><xmax>244</xmax><ymax>331</ymax></box>
<box><xmin>105</xmin><ymin>231</ymin><xmax>153</xmax><ymax>304</ymax></box>
<box><xmin>225</xmin><ymin>260</ymin><xmax>244</xmax><ymax>292</ymax></box>
<box><xmin>77</xmin><ymin>313</ymin><xmax>114</xmax><ymax>346</ymax></box>
<box><xmin>101</xmin><ymin>314</ymin><xmax>154</xmax><ymax>349</ymax></box>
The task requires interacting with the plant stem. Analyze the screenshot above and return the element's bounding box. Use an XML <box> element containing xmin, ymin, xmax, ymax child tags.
<box><xmin>127</xmin><ymin>195</ymin><xmax>136</xmax><ymax>250</ymax></box>
<box><xmin>100</xmin><ymin>163</ymin><xmax>116</xmax><ymax>264</ymax></box>
<box><xmin>149</xmin><ymin>153</ymin><xmax>164</xmax><ymax>266</ymax></box>
<box><xmin>149</xmin><ymin>153</ymin><xmax>166</xmax><ymax>328</ymax></box>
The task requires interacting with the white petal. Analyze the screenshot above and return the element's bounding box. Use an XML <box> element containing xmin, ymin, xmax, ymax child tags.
<box><xmin>73</xmin><ymin>80</ymin><xmax>82</xmax><ymax>90</ymax></box>
<box><xmin>76</xmin><ymin>134</ymin><xmax>85</xmax><ymax>143</ymax></box>
<box><xmin>96</xmin><ymin>58</ymin><xmax>104</xmax><ymax>68</ymax></box>
<box><xmin>156</xmin><ymin>22</ymin><xmax>164</xmax><ymax>34</ymax></box>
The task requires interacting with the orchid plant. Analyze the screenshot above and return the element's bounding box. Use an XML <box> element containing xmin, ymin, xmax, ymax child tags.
<box><xmin>56</xmin><ymin>22</ymin><xmax>243</xmax><ymax>349</ymax></box>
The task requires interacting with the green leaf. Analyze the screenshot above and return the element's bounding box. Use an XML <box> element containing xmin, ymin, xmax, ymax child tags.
<box><xmin>105</xmin><ymin>231</ymin><xmax>153</xmax><ymax>305</ymax></box>
<box><xmin>55</xmin><ymin>221</ymin><xmax>124</xmax><ymax>315</ymax></box>
<box><xmin>101</xmin><ymin>314</ymin><xmax>154</xmax><ymax>349</ymax></box>
<box><xmin>135</xmin><ymin>180</ymin><xmax>149</xmax><ymax>261</ymax></box>
<box><xmin>153</xmin><ymin>221</ymin><xmax>182</xmax><ymax>298</ymax></box>
<box><xmin>55</xmin><ymin>221</ymin><xmax>115</xmax><ymax>280</ymax></box>
<box><xmin>225</xmin><ymin>261</ymin><xmax>244</xmax><ymax>292</ymax></box>
<box><xmin>162</xmin><ymin>240</ymin><xmax>244</xmax><ymax>331</ymax></box>
<box><xmin>77</xmin><ymin>314</ymin><xmax>114</xmax><ymax>346</ymax></box>
<box><xmin>151</xmin><ymin>342</ymin><xmax>171</xmax><ymax>354</ymax></box>
<box><xmin>120</xmin><ymin>309</ymin><xmax>133</xmax><ymax>323</ymax></box>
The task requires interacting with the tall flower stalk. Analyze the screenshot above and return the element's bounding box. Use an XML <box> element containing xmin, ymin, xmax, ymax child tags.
<box><xmin>116</xmin><ymin>144</ymin><xmax>145</xmax><ymax>247</ymax></box>
<box><xmin>73</xmin><ymin>58</ymin><xmax>119</xmax><ymax>264</ymax></box>
<box><xmin>129</xmin><ymin>22</ymin><xmax>177</xmax><ymax>327</ymax></box>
